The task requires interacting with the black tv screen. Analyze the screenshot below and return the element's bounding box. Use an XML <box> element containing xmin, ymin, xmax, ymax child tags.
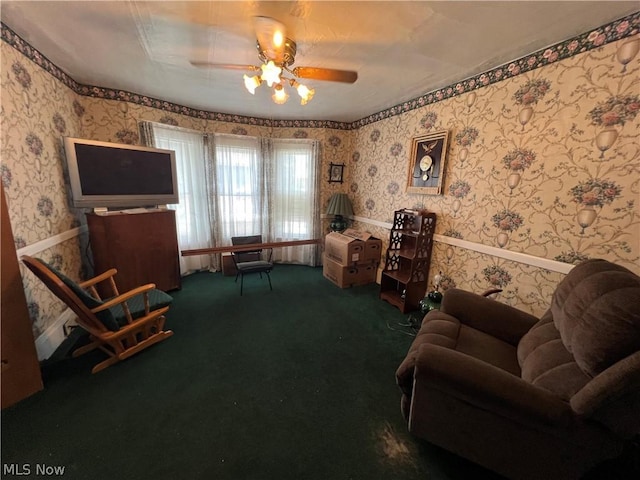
<box><xmin>64</xmin><ymin>137</ymin><xmax>179</xmax><ymax>209</ymax></box>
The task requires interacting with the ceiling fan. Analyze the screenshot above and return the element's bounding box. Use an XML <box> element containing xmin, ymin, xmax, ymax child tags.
<box><xmin>190</xmin><ymin>16</ymin><xmax>358</xmax><ymax>105</ymax></box>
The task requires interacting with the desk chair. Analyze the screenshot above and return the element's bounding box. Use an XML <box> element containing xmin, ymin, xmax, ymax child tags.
<box><xmin>230</xmin><ymin>235</ymin><xmax>273</xmax><ymax>295</ymax></box>
<box><xmin>22</xmin><ymin>256</ymin><xmax>173</xmax><ymax>373</ymax></box>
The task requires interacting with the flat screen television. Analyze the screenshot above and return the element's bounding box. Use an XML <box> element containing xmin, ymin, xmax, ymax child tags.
<box><xmin>63</xmin><ymin>137</ymin><xmax>179</xmax><ymax>209</ymax></box>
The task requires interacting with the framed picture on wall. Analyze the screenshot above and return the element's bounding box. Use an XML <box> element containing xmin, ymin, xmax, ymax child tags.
<box><xmin>406</xmin><ymin>130</ymin><xmax>450</xmax><ymax>195</ymax></box>
<box><xmin>328</xmin><ymin>163</ymin><xmax>345</xmax><ymax>183</ymax></box>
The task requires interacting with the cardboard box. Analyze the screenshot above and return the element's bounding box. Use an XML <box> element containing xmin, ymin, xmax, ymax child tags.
<box><xmin>362</xmin><ymin>238</ymin><xmax>383</xmax><ymax>263</ymax></box>
<box><xmin>355</xmin><ymin>262</ymin><xmax>378</xmax><ymax>285</ymax></box>
<box><xmin>322</xmin><ymin>254</ymin><xmax>378</xmax><ymax>288</ymax></box>
<box><xmin>324</xmin><ymin>229</ymin><xmax>382</xmax><ymax>266</ymax></box>
<box><xmin>342</xmin><ymin>228</ymin><xmax>383</xmax><ymax>263</ymax></box>
<box><xmin>325</xmin><ymin>232</ymin><xmax>364</xmax><ymax>265</ymax></box>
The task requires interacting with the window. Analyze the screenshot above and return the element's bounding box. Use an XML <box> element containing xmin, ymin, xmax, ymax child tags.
<box><xmin>271</xmin><ymin>141</ymin><xmax>316</xmax><ymax>240</ymax></box>
<box><xmin>214</xmin><ymin>135</ymin><xmax>263</xmax><ymax>239</ymax></box>
<box><xmin>142</xmin><ymin>122</ymin><xmax>320</xmax><ymax>271</ymax></box>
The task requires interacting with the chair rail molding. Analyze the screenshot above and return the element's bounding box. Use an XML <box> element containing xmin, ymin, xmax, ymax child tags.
<box><xmin>16</xmin><ymin>225</ymin><xmax>88</xmax><ymax>258</ymax></box>
<box><xmin>352</xmin><ymin>215</ymin><xmax>573</xmax><ymax>275</ymax></box>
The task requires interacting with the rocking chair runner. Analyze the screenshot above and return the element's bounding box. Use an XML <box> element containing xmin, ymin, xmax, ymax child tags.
<box><xmin>21</xmin><ymin>256</ymin><xmax>174</xmax><ymax>374</ymax></box>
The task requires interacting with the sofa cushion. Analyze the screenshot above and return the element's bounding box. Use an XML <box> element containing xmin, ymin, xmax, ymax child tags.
<box><xmin>550</xmin><ymin>259</ymin><xmax>640</xmax><ymax>377</ymax></box>
<box><xmin>457</xmin><ymin>325</ymin><xmax>520</xmax><ymax>375</ymax></box>
<box><xmin>398</xmin><ymin>311</ymin><xmax>520</xmax><ymax>376</ymax></box>
<box><xmin>416</xmin><ymin>314</ymin><xmax>460</xmax><ymax>349</ymax></box>
<box><xmin>518</xmin><ymin>312</ymin><xmax>591</xmax><ymax>400</ymax></box>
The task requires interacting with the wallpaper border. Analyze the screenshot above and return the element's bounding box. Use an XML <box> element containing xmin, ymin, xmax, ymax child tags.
<box><xmin>1</xmin><ymin>11</ymin><xmax>638</xmax><ymax>129</ymax></box>
<box><xmin>352</xmin><ymin>12</ymin><xmax>640</xmax><ymax>128</ymax></box>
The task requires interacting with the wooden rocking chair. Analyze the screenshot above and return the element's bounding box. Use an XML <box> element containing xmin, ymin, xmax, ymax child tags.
<box><xmin>22</xmin><ymin>256</ymin><xmax>174</xmax><ymax>374</ymax></box>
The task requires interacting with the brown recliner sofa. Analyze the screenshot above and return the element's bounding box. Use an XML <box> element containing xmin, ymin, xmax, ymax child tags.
<box><xmin>396</xmin><ymin>259</ymin><xmax>640</xmax><ymax>479</ymax></box>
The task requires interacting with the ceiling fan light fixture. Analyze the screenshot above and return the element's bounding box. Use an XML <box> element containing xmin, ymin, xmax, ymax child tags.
<box><xmin>272</xmin><ymin>83</ymin><xmax>289</xmax><ymax>105</ymax></box>
<box><xmin>273</xmin><ymin>30</ymin><xmax>284</xmax><ymax>49</ymax></box>
<box><xmin>261</xmin><ymin>60</ymin><xmax>282</xmax><ymax>87</ymax></box>
<box><xmin>243</xmin><ymin>74</ymin><xmax>262</xmax><ymax>94</ymax></box>
<box><xmin>195</xmin><ymin>16</ymin><xmax>357</xmax><ymax>107</ymax></box>
<box><xmin>296</xmin><ymin>83</ymin><xmax>315</xmax><ymax>104</ymax></box>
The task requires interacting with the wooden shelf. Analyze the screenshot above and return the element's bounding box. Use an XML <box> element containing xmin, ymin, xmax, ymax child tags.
<box><xmin>380</xmin><ymin>290</ymin><xmax>405</xmax><ymax>309</ymax></box>
<box><xmin>379</xmin><ymin>209</ymin><xmax>436</xmax><ymax>313</ymax></box>
<box><xmin>382</xmin><ymin>269</ymin><xmax>411</xmax><ymax>283</ymax></box>
<box><xmin>395</xmin><ymin>229</ymin><xmax>422</xmax><ymax>237</ymax></box>
<box><xmin>395</xmin><ymin>248</ymin><xmax>418</xmax><ymax>259</ymax></box>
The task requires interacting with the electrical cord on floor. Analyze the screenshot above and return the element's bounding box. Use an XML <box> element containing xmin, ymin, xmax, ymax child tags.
<box><xmin>386</xmin><ymin>314</ymin><xmax>421</xmax><ymax>337</ymax></box>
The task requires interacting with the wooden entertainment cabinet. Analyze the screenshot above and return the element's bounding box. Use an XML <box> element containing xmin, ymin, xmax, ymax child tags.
<box><xmin>86</xmin><ymin>209</ymin><xmax>181</xmax><ymax>295</ymax></box>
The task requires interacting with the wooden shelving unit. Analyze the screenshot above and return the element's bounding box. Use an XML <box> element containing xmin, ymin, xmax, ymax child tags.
<box><xmin>380</xmin><ymin>208</ymin><xmax>436</xmax><ymax>313</ymax></box>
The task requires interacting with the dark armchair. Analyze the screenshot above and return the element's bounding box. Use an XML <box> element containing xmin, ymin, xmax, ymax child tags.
<box><xmin>230</xmin><ymin>235</ymin><xmax>273</xmax><ymax>295</ymax></box>
<box><xmin>396</xmin><ymin>259</ymin><xmax>640</xmax><ymax>479</ymax></box>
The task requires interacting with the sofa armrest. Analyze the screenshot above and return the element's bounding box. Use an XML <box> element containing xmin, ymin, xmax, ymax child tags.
<box><xmin>414</xmin><ymin>343</ymin><xmax>572</xmax><ymax>427</ymax></box>
<box><xmin>571</xmin><ymin>351</ymin><xmax>640</xmax><ymax>438</ymax></box>
<box><xmin>440</xmin><ymin>288</ymin><xmax>539</xmax><ymax>345</ymax></box>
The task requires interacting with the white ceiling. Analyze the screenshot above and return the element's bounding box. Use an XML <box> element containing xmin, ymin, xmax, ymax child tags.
<box><xmin>2</xmin><ymin>1</ymin><xmax>638</xmax><ymax>123</ymax></box>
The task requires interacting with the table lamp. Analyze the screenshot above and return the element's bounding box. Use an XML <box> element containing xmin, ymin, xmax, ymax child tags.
<box><xmin>326</xmin><ymin>193</ymin><xmax>353</xmax><ymax>232</ymax></box>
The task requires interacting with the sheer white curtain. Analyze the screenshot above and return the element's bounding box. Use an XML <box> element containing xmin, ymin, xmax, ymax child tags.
<box><xmin>213</xmin><ymin>135</ymin><xmax>320</xmax><ymax>265</ymax></box>
<box><xmin>141</xmin><ymin>122</ymin><xmax>215</xmax><ymax>274</ymax></box>
<box><xmin>212</xmin><ymin>134</ymin><xmax>266</xmax><ymax>242</ymax></box>
<box><xmin>140</xmin><ymin>123</ymin><xmax>320</xmax><ymax>271</ymax></box>
<box><xmin>266</xmin><ymin>139</ymin><xmax>321</xmax><ymax>265</ymax></box>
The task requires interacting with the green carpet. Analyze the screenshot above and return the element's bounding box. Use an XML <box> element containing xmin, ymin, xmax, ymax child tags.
<box><xmin>1</xmin><ymin>265</ymin><xmax>501</xmax><ymax>480</ymax></box>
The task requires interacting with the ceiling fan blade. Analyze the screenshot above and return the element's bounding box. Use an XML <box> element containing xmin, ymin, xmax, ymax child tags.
<box><xmin>253</xmin><ymin>16</ymin><xmax>286</xmax><ymax>63</ymax></box>
<box><xmin>292</xmin><ymin>67</ymin><xmax>358</xmax><ymax>84</ymax></box>
<box><xmin>190</xmin><ymin>61</ymin><xmax>260</xmax><ymax>72</ymax></box>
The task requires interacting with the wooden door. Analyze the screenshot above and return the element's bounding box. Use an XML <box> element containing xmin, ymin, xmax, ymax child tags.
<box><xmin>1</xmin><ymin>187</ymin><xmax>43</xmax><ymax>408</ymax></box>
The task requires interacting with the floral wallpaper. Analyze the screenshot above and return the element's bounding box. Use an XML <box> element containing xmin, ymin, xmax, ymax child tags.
<box><xmin>76</xmin><ymin>96</ymin><xmax>352</xmax><ymax>217</ymax></box>
<box><xmin>0</xmin><ymin>41</ymin><xmax>351</xmax><ymax>338</ymax></box>
<box><xmin>350</xmin><ymin>31</ymin><xmax>639</xmax><ymax>316</ymax></box>
<box><xmin>1</xmin><ymin>44</ymin><xmax>88</xmax><ymax>337</ymax></box>
<box><xmin>1</xmin><ymin>13</ymin><xmax>638</xmax><ymax>342</ymax></box>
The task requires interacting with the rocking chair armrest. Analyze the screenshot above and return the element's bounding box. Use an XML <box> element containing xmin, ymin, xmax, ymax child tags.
<box><xmin>90</xmin><ymin>284</ymin><xmax>157</xmax><ymax>313</ymax></box>
<box><xmin>79</xmin><ymin>268</ymin><xmax>118</xmax><ymax>288</ymax></box>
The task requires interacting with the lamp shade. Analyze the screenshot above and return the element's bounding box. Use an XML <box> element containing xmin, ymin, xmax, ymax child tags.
<box><xmin>326</xmin><ymin>193</ymin><xmax>354</xmax><ymax>217</ymax></box>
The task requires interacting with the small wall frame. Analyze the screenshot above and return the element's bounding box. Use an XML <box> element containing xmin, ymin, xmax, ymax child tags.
<box><xmin>406</xmin><ymin>130</ymin><xmax>450</xmax><ymax>195</ymax></box>
<box><xmin>328</xmin><ymin>163</ymin><xmax>345</xmax><ymax>183</ymax></box>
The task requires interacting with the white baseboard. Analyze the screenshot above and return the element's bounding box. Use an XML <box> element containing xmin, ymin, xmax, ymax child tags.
<box><xmin>35</xmin><ymin>309</ymin><xmax>77</xmax><ymax>360</ymax></box>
